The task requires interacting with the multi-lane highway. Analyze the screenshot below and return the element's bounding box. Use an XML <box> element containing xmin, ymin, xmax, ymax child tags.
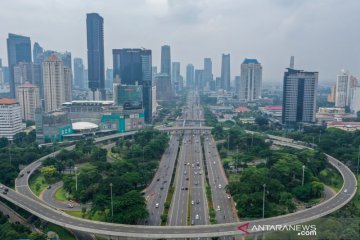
<box><xmin>144</xmin><ymin>132</ymin><xmax>180</xmax><ymax>225</ymax></box>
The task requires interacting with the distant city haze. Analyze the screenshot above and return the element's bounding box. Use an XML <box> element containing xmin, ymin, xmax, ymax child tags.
<box><xmin>1</xmin><ymin>0</ymin><xmax>360</xmax><ymax>83</ymax></box>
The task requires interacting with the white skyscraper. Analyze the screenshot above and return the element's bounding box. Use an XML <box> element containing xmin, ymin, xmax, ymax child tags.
<box><xmin>239</xmin><ymin>59</ymin><xmax>262</xmax><ymax>101</ymax></box>
<box><xmin>351</xmin><ymin>87</ymin><xmax>360</xmax><ymax>114</ymax></box>
<box><xmin>43</xmin><ymin>55</ymin><xmax>72</xmax><ymax>112</ymax></box>
<box><xmin>16</xmin><ymin>81</ymin><xmax>40</xmax><ymax>121</ymax></box>
<box><xmin>335</xmin><ymin>70</ymin><xmax>357</xmax><ymax>108</ymax></box>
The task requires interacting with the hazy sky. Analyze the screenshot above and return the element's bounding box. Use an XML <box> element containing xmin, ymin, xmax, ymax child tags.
<box><xmin>1</xmin><ymin>0</ymin><xmax>359</xmax><ymax>83</ymax></box>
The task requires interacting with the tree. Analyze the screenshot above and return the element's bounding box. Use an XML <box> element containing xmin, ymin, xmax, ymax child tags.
<box><xmin>0</xmin><ymin>138</ymin><xmax>9</xmax><ymax>148</ymax></box>
<box><xmin>40</xmin><ymin>165</ymin><xmax>57</xmax><ymax>181</ymax></box>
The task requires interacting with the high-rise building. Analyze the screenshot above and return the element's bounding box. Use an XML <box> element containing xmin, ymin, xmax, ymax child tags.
<box><xmin>221</xmin><ymin>54</ymin><xmax>230</xmax><ymax>91</ymax></box>
<box><xmin>152</xmin><ymin>66</ymin><xmax>158</xmax><ymax>82</ymax></box>
<box><xmin>86</xmin><ymin>13</ymin><xmax>105</xmax><ymax>100</ymax></box>
<box><xmin>335</xmin><ymin>70</ymin><xmax>357</xmax><ymax>108</ymax></box>
<box><xmin>351</xmin><ymin>87</ymin><xmax>360</xmax><ymax>114</ymax></box>
<box><xmin>172</xmin><ymin>62</ymin><xmax>180</xmax><ymax>93</ymax></box>
<box><xmin>73</xmin><ymin>58</ymin><xmax>85</xmax><ymax>89</ymax></box>
<box><xmin>282</xmin><ymin>68</ymin><xmax>318</xmax><ymax>126</ymax></box>
<box><xmin>195</xmin><ymin>69</ymin><xmax>203</xmax><ymax>88</ymax></box>
<box><xmin>42</xmin><ymin>55</ymin><xmax>72</xmax><ymax>112</ymax></box>
<box><xmin>105</xmin><ymin>68</ymin><xmax>113</xmax><ymax>90</ymax></box>
<box><xmin>0</xmin><ymin>98</ymin><xmax>24</xmax><ymax>140</ymax></box>
<box><xmin>327</xmin><ymin>84</ymin><xmax>336</xmax><ymax>103</ymax></box>
<box><xmin>7</xmin><ymin>33</ymin><xmax>32</xmax><ymax>98</ymax></box>
<box><xmin>112</xmin><ymin>48</ymin><xmax>152</xmax><ymax>122</ymax></box>
<box><xmin>161</xmin><ymin>45</ymin><xmax>171</xmax><ymax>76</ymax></box>
<box><xmin>113</xmin><ymin>83</ymin><xmax>143</xmax><ymax>109</ymax></box>
<box><xmin>16</xmin><ymin>81</ymin><xmax>40</xmax><ymax>121</ymax></box>
<box><xmin>186</xmin><ymin>64</ymin><xmax>194</xmax><ymax>88</ymax></box>
<box><xmin>239</xmin><ymin>59</ymin><xmax>262</xmax><ymax>101</ymax></box>
<box><xmin>33</xmin><ymin>42</ymin><xmax>44</xmax><ymax>64</ymax></box>
<box><xmin>13</xmin><ymin>62</ymin><xmax>41</xmax><ymax>90</ymax></box>
<box><xmin>155</xmin><ymin>73</ymin><xmax>172</xmax><ymax>102</ymax></box>
<box><xmin>203</xmin><ymin>58</ymin><xmax>213</xmax><ymax>88</ymax></box>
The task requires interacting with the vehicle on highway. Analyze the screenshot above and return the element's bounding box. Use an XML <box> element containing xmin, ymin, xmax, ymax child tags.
<box><xmin>344</xmin><ymin>189</ymin><xmax>348</xmax><ymax>193</ymax></box>
<box><xmin>19</xmin><ymin>174</ymin><xmax>24</xmax><ymax>178</ymax></box>
<box><xmin>27</xmin><ymin>170</ymin><xmax>30</xmax><ymax>174</ymax></box>
<box><xmin>2</xmin><ymin>191</ymin><xmax>7</xmax><ymax>195</ymax></box>
<box><xmin>0</xmin><ymin>185</ymin><xmax>3</xmax><ymax>189</ymax></box>
<box><xmin>227</xmin><ymin>194</ymin><xmax>231</xmax><ymax>199</ymax></box>
<box><xmin>218</xmin><ymin>184</ymin><xmax>222</xmax><ymax>189</ymax></box>
<box><xmin>195</xmin><ymin>214</ymin><xmax>199</xmax><ymax>220</ymax></box>
<box><xmin>191</xmin><ymin>220</ymin><xmax>195</xmax><ymax>225</ymax></box>
<box><xmin>213</xmin><ymin>161</ymin><xmax>216</xmax><ymax>164</ymax></box>
<box><xmin>196</xmin><ymin>200</ymin><xmax>200</xmax><ymax>204</ymax></box>
<box><xmin>4</xmin><ymin>188</ymin><xmax>9</xmax><ymax>192</ymax></box>
<box><xmin>217</xmin><ymin>205</ymin><xmax>221</xmax><ymax>211</ymax></box>
<box><xmin>191</xmin><ymin>200</ymin><xmax>194</xmax><ymax>205</ymax></box>
<box><xmin>47</xmin><ymin>185</ymin><xmax>51</xmax><ymax>189</ymax></box>
<box><xmin>155</xmin><ymin>203</ymin><xmax>159</xmax><ymax>208</ymax></box>
<box><xmin>184</xmin><ymin>171</ymin><xmax>187</xmax><ymax>174</ymax></box>
<box><xmin>67</xmin><ymin>204</ymin><xmax>74</xmax><ymax>208</ymax></box>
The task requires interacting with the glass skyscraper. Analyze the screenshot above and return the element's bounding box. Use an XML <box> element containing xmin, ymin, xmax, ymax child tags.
<box><xmin>221</xmin><ymin>54</ymin><xmax>230</xmax><ymax>91</ymax></box>
<box><xmin>7</xmin><ymin>33</ymin><xmax>32</xmax><ymax>98</ymax></box>
<box><xmin>112</xmin><ymin>48</ymin><xmax>152</xmax><ymax>123</ymax></box>
<box><xmin>86</xmin><ymin>13</ymin><xmax>105</xmax><ymax>100</ymax></box>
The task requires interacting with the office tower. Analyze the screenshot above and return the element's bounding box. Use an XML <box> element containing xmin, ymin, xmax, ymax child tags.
<box><xmin>282</xmin><ymin>68</ymin><xmax>318</xmax><ymax>125</ymax></box>
<box><xmin>239</xmin><ymin>59</ymin><xmax>262</xmax><ymax>101</ymax></box>
<box><xmin>112</xmin><ymin>48</ymin><xmax>152</xmax><ymax>122</ymax></box>
<box><xmin>105</xmin><ymin>68</ymin><xmax>113</xmax><ymax>90</ymax></box>
<box><xmin>42</xmin><ymin>55</ymin><xmax>72</xmax><ymax>112</ymax></box>
<box><xmin>221</xmin><ymin>54</ymin><xmax>230</xmax><ymax>91</ymax></box>
<box><xmin>0</xmin><ymin>58</ymin><xmax>2</xmax><ymax>67</ymax></box>
<box><xmin>195</xmin><ymin>69</ymin><xmax>203</xmax><ymax>88</ymax></box>
<box><xmin>113</xmin><ymin>83</ymin><xmax>143</xmax><ymax>109</ymax></box>
<box><xmin>155</xmin><ymin>73</ymin><xmax>172</xmax><ymax>102</ymax></box>
<box><xmin>186</xmin><ymin>64</ymin><xmax>194</xmax><ymax>88</ymax></box>
<box><xmin>86</xmin><ymin>13</ymin><xmax>105</xmax><ymax>100</ymax></box>
<box><xmin>152</xmin><ymin>66</ymin><xmax>158</xmax><ymax>81</ymax></box>
<box><xmin>0</xmin><ymin>67</ymin><xmax>3</xmax><ymax>88</ymax></box>
<box><xmin>235</xmin><ymin>76</ymin><xmax>241</xmax><ymax>98</ymax></box>
<box><xmin>172</xmin><ymin>62</ymin><xmax>180</xmax><ymax>93</ymax></box>
<box><xmin>203</xmin><ymin>58</ymin><xmax>213</xmax><ymax>88</ymax></box>
<box><xmin>161</xmin><ymin>45</ymin><xmax>171</xmax><ymax>76</ymax></box>
<box><xmin>73</xmin><ymin>58</ymin><xmax>85</xmax><ymax>89</ymax></box>
<box><xmin>16</xmin><ymin>81</ymin><xmax>40</xmax><ymax>121</ymax></box>
<box><xmin>7</xmin><ymin>33</ymin><xmax>32</xmax><ymax>98</ymax></box>
<box><xmin>0</xmin><ymin>98</ymin><xmax>24</xmax><ymax>140</ymax></box>
<box><xmin>13</xmin><ymin>62</ymin><xmax>41</xmax><ymax>89</ymax></box>
<box><xmin>335</xmin><ymin>70</ymin><xmax>357</xmax><ymax>108</ymax></box>
<box><xmin>33</xmin><ymin>42</ymin><xmax>44</xmax><ymax>64</ymax></box>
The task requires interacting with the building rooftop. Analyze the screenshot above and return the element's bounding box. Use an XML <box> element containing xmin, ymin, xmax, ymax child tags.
<box><xmin>264</xmin><ymin>105</ymin><xmax>282</xmax><ymax>111</ymax></box>
<box><xmin>243</xmin><ymin>58</ymin><xmax>259</xmax><ymax>64</ymax></box>
<box><xmin>0</xmin><ymin>98</ymin><xmax>18</xmax><ymax>105</ymax></box>
<box><xmin>19</xmin><ymin>81</ymin><xmax>37</xmax><ymax>88</ymax></box>
<box><xmin>235</xmin><ymin>106</ymin><xmax>251</xmax><ymax>112</ymax></box>
<box><xmin>47</xmin><ymin>54</ymin><xmax>60</xmax><ymax>62</ymax></box>
<box><xmin>72</xmin><ymin>122</ymin><xmax>99</xmax><ymax>131</ymax></box>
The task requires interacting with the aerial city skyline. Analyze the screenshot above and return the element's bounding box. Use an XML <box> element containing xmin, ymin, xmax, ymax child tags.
<box><xmin>0</xmin><ymin>2</ymin><xmax>359</xmax><ymax>240</ymax></box>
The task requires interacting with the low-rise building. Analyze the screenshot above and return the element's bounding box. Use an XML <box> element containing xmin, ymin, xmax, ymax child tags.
<box><xmin>327</xmin><ymin>121</ymin><xmax>360</xmax><ymax>132</ymax></box>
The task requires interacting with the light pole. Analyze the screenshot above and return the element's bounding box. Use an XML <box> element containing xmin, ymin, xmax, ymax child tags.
<box><xmin>74</xmin><ymin>167</ymin><xmax>78</xmax><ymax>191</ymax></box>
<box><xmin>302</xmin><ymin>165</ymin><xmax>305</xmax><ymax>186</ymax></box>
<box><xmin>262</xmin><ymin>184</ymin><xmax>266</xmax><ymax>218</ymax></box>
<box><xmin>110</xmin><ymin>183</ymin><xmax>114</xmax><ymax>218</ymax></box>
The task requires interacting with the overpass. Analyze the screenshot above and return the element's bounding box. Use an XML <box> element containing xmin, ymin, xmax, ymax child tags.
<box><xmin>0</xmin><ymin>132</ymin><xmax>357</xmax><ymax>238</ymax></box>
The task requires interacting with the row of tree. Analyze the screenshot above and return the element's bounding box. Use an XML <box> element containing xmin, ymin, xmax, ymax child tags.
<box><xmin>58</xmin><ymin>128</ymin><xmax>169</xmax><ymax>224</ymax></box>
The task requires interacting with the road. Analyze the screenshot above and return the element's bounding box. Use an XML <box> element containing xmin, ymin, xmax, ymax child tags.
<box><xmin>144</xmin><ymin>133</ymin><xmax>180</xmax><ymax>225</ymax></box>
<box><xmin>0</xmin><ymin>134</ymin><xmax>357</xmax><ymax>238</ymax></box>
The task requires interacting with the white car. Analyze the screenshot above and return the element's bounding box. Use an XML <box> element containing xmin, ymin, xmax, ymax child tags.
<box><xmin>195</xmin><ymin>214</ymin><xmax>199</xmax><ymax>220</ymax></box>
<box><xmin>344</xmin><ymin>189</ymin><xmax>348</xmax><ymax>193</ymax></box>
<box><xmin>218</xmin><ymin>184</ymin><xmax>222</xmax><ymax>189</ymax></box>
<box><xmin>213</xmin><ymin>161</ymin><xmax>216</xmax><ymax>164</ymax></box>
<box><xmin>67</xmin><ymin>204</ymin><xmax>74</xmax><ymax>208</ymax></box>
<box><xmin>155</xmin><ymin>203</ymin><xmax>159</xmax><ymax>208</ymax></box>
<box><xmin>191</xmin><ymin>200</ymin><xmax>194</xmax><ymax>205</ymax></box>
<box><xmin>227</xmin><ymin>194</ymin><xmax>231</xmax><ymax>199</ymax></box>
<box><xmin>217</xmin><ymin>205</ymin><xmax>221</xmax><ymax>211</ymax></box>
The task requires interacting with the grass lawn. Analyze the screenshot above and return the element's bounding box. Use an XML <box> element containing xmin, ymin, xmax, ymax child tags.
<box><xmin>64</xmin><ymin>210</ymin><xmax>106</xmax><ymax>222</ymax></box>
<box><xmin>228</xmin><ymin>173</ymin><xmax>241</xmax><ymax>182</ymax></box>
<box><xmin>55</xmin><ymin>187</ymin><xmax>68</xmax><ymax>202</ymax></box>
<box><xmin>29</xmin><ymin>172</ymin><xmax>48</xmax><ymax>196</ymax></box>
<box><xmin>42</xmin><ymin>223</ymin><xmax>75</xmax><ymax>240</ymax></box>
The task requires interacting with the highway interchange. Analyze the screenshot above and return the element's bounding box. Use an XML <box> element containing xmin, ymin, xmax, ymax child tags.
<box><xmin>0</xmin><ymin>91</ymin><xmax>358</xmax><ymax>239</ymax></box>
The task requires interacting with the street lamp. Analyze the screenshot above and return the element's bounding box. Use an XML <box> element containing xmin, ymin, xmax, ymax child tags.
<box><xmin>302</xmin><ymin>165</ymin><xmax>305</xmax><ymax>186</ymax></box>
<box><xmin>74</xmin><ymin>167</ymin><xmax>78</xmax><ymax>191</ymax></box>
<box><xmin>110</xmin><ymin>183</ymin><xmax>114</xmax><ymax>218</ymax></box>
<box><xmin>262</xmin><ymin>184</ymin><xmax>266</xmax><ymax>219</ymax></box>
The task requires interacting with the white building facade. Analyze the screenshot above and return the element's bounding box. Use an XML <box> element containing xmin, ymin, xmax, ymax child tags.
<box><xmin>0</xmin><ymin>98</ymin><xmax>24</xmax><ymax>140</ymax></box>
<box><xmin>239</xmin><ymin>59</ymin><xmax>262</xmax><ymax>101</ymax></box>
